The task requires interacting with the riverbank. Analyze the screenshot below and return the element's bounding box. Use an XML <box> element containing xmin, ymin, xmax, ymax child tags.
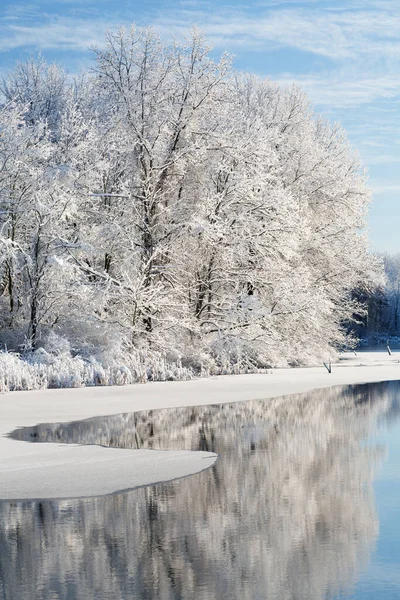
<box><xmin>1</xmin><ymin>350</ymin><xmax>399</xmax><ymax>501</ymax></box>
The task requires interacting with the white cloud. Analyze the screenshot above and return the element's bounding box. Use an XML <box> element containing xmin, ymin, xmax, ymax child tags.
<box><xmin>274</xmin><ymin>73</ymin><xmax>400</xmax><ymax>108</ymax></box>
<box><xmin>364</xmin><ymin>155</ymin><xmax>400</xmax><ymax>166</ymax></box>
<box><xmin>152</xmin><ymin>5</ymin><xmax>400</xmax><ymax>62</ymax></box>
<box><xmin>362</xmin><ymin>141</ymin><xmax>386</xmax><ymax>148</ymax></box>
<box><xmin>2</xmin><ymin>1</ymin><xmax>400</xmax><ymax>71</ymax></box>
<box><xmin>370</xmin><ymin>183</ymin><xmax>400</xmax><ymax>194</ymax></box>
<box><xmin>0</xmin><ymin>16</ymin><xmax>115</xmax><ymax>52</ymax></box>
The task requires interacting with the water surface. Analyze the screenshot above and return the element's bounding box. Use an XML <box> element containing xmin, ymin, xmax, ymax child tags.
<box><xmin>1</xmin><ymin>381</ymin><xmax>400</xmax><ymax>599</ymax></box>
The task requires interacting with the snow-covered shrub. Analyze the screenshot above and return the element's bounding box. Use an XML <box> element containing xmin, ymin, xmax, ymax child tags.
<box><xmin>0</xmin><ymin>352</ymin><xmax>47</xmax><ymax>392</ymax></box>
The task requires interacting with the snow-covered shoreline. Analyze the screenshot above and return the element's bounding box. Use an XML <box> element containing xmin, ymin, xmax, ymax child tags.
<box><xmin>1</xmin><ymin>351</ymin><xmax>399</xmax><ymax>501</ymax></box>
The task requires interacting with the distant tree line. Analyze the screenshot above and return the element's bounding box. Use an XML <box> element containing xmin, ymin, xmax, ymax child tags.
<box><xmin>353</xmin><ymin>253</ymin><xmax>400</xmax><ymax>341</ymax></box>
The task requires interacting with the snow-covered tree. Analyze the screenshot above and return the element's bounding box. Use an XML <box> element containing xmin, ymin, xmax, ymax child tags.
<box><xmin>1</xmin><ymin>56</ymin><xmax>67</xmax><ymax>137</ymax></box>
<box><xmin>0</xmin><ymin>25</ymin><xmax>383</xmax><ymax>384</ymax></box>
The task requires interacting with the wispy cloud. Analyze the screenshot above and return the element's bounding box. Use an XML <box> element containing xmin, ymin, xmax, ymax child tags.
<box><xmin>2</xmin><ymin>1</ymin><xmax>400</xmax><ymax>71</ymax></box>
<box><xmin>364</xmin><ymin>155</ymin><xmax>400</xmax><ymax>166</ymax></box>
<box><xmin>275</xmin><ymin>73</ymin><xmax>400</xmax><ymax>108</ymax></box>
<box><xmin>370</xmin><ymin>183</ymin><xmax>400</xmax><ymax>195</ymax></box>
<box><xmin>152</xmin><ymin>5</ymin><xmax>400</xmax><ymax>62</ymax></box>
<box><xmin>0</xmin><ymin>16</ymin><xmax>112</xmax><ymax>52</ymax></box>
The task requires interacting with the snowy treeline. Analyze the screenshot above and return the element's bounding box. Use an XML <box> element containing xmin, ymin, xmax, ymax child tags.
<box><xmin>0</xmin><ymin>27</ymin><xmax>380</xmax><ymax>387</ymax></box>
<box><xmin>354</xmin><ymin>253</ymin><xmax>400</xmax><ymax>341</ymax></box>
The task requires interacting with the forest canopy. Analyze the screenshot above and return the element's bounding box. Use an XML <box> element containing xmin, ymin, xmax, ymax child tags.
<box><xmin>0</xmin><ymin>26</ymin><xmax>382</xmax><ymax>389</ymax></box>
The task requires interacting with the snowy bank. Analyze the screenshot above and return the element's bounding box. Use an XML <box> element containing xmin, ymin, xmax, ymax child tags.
<box><xmin>1</xmin><ymin>351</ymin><xmax>399</xmax><ymax>501</ymax></box>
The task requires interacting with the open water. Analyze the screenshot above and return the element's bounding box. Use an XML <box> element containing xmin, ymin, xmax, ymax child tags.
<box><xmin>1</xmin><ymin>380</ymin><xmax>400</xmax><ymax>599</ymax></box>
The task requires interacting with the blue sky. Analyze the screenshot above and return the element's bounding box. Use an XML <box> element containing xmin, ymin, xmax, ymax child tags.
<box><xmin>1</xmin><ymin>0</ymin><xmax>400</xmax><ymax>253</ymax></box>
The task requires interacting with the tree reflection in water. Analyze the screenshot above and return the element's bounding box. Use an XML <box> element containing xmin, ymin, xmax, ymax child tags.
<box><xmin>2</xmin><ymin>381</ymin><xmax>399</xmax><ymax>600</ymax></box>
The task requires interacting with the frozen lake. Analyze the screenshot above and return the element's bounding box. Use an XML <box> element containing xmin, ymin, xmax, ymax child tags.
<box><xmin>1</xmin><ymin>380</ymin><xmax>400</xmax><ymax>599</ymax></box>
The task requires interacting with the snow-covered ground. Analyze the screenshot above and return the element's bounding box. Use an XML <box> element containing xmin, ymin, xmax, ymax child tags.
<box><xmin>1</xmin><ymin>350</ymin><xmax>399</xmax><ymax>501</ymax></box>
